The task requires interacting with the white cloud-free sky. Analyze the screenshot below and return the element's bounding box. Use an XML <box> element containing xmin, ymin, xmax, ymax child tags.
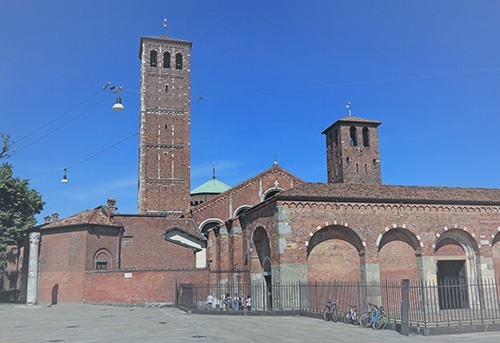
<box><xmin>1</xmin><ymin>1</ymin><xmax>499</xmax><ymax>223</ymax></box>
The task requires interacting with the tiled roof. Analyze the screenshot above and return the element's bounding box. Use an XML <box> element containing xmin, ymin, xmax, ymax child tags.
<box><xmin>40</xmin><ymin>206</ymin><xmax>122</xmax><ymax>229</ymax></box>
<box><xmin>278</xmin><ymin>183</ymin><xmax>500</xmax><ymax>205</ymax></box>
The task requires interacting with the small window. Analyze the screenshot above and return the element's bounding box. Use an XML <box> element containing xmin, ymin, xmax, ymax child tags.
<box><xmin>356</xmin><ymin>163</ymin><xmax>359</xmax><ymax>174</ymax></box>
<box><xmin>165</xmin><ymin>84</ymin><xmax>168</xmax><ymax>93</ymax></box>
<box><xmin>362</xmin><ymin>127</ymin><xmax>370</xmax><ymax>147</ymax></box>
<box><xmin>175</xmin><ymin>53</ymin><xmax>183</xmax><ymax>69</ymax></box>
<box><xmin>96</xmin><ymin>261</ymin><xmax>108</xmax><ymax>270</ymax></box>
<box><xmin>350</xmin><ymin>126</ymin><xmax>357</xmax><ymax>146</ymax></box>
<box><xmin>163</xmin><ymin>52</ymin><xmax>171</xmax><ymax>68</ymax></box>
<box><xmin>150</xmin><ymin>50</ymin><xmax>158</xmax><ymax>67</ymax></box>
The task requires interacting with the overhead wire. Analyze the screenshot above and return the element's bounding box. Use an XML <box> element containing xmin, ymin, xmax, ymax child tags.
<box><xmin>12</xmin><ymin>92</ymin><xmax>115</xmax><ymax>155</ymax></box>
<box><xmin>192</xmin><ymin>67</ymin><xmax>500</xmax><ymax>101</ymax></box>
<box><xmin>68</xmin><ymin>132</ymin><xmax>139</xmax><ymax>170</ymax></box>
<box><xmin>15</xmin><ymin>88</ymin><xmax>104</xmax><ymax>144</ymax></box>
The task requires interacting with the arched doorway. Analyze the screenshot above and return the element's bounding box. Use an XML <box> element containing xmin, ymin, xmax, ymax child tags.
<box><xmin>253</xmin><ymin>227</ymin><xmax>272</xmax><ymax>309</ymax></box>
<box><xmin>434</xmin><ymin>229</ymin><xmax>480</xmax><ymax>310</ymax></box>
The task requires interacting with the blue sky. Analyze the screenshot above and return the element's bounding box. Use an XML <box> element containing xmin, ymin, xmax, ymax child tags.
<box><xmin>1</xmin><ymin>1</ymin><xmax>499</xmax><ymax>223</ymax></box>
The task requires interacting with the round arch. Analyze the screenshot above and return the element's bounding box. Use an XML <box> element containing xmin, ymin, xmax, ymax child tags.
<box><xmin>491</xmin><ymin>229</ymin><xmax>500</xmax><ymax>246</ymax></box>
<box><xmin>263</xmin><ymin>187</ymin><xmax>284</xmax><ymax>201</ymax></box>
<box><xmin>307</xmin><ymin>225</ymin><xmax>364</xmax><ymax>257</ymax></box>
<box><xmin>93</xmin><ymin>248</ymin><xmax>112</xmax><ymax>270</ymax></box>
<box><xmin>378</xmin><ymin>228</ymin><xmax>422</xmax><ymax>254</ymax></box>
<box><xmin>491</xmin><ymin>229</ymin><xmax>500</xmax><ymax>279</ymax></box>
<box><xmin>199</xmin><ymin>218</ymin><xmax>224</xmax><ymax>237</ymax></box>
<box><xmin>234</xmin><ymin>205</ymin><xmax>252</xmax><ymax>218</ymax></box>
<box><xmin>435</xmin><ymin>228</ymin><xmax>479</xmax><ymax>254</ymax></box>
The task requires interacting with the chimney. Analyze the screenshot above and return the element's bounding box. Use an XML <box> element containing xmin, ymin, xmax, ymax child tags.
<box><xmin>107</xmin><ymin>198</ymin><xmax>116</xmax><ymax>218</ymax></box>
<box><xmin>52</xmin><ymin>213</ymin><xmax>59</xmax><ymax>221</ymax></box>
<box><xmin>44</xmin><ymin>216</ymin><xmax>51</xmax><ymax>224</ymax></box>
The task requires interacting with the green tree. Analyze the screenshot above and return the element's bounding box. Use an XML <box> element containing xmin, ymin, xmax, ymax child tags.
<box><xmin>0</xmin><ymin>134</ymin><xmax>44</xmax><ymax>277</ymax></box>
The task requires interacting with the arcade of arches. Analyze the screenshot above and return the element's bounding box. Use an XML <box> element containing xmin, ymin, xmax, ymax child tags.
<box><xmin>240</xmin><ymin>199</ymin><xmax>500</xmax><ymax>289</ymax></box>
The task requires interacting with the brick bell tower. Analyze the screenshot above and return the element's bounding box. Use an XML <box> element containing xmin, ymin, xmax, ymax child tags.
<box><xmin>138</xmin><ymin>35</ymin><xmax>192</xmax><ymax>215</ymax></box>
<box><xmin>322</xmin><ymin>108</ymin><xmax>382</xmax><ymax>184</ymax></box>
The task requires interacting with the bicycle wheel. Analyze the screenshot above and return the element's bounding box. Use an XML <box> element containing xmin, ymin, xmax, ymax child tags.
<box><xmin>323</xmin><ymin>308</ymin><xmax>331</xmax><ymax>322</ymax></box>
<box><xmin>359</xmin><ymin>312</ymin><xmax>371</xmax><ymax>328</ymax></box>
<box><xmin>331</xmin><ymin>308</ymin><xmax>338</xmax><ymax>323</ymax></box>
<box><xmin>352</xmin><ymin>313</ymin><xmax>360</xmax><ymax>326</ymax></box>
<box><xmin>343</xmin><ymin>312</ymin><xmax>352</xmax><ymax>324</ymax></box>
<box><xmin>373</xmin><ymin>313</ymin><xmax>388</xmax><ymax>330</ymax></box>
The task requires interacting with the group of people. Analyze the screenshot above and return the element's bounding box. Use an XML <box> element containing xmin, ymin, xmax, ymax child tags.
<box><xmin>206</xmin><ymin>293</ymin><xmax>251</xmax><ymax>311</ymax></box>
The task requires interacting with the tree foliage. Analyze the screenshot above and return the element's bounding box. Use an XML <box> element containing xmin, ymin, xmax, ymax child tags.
<box><xmin>0</xmin><ymin>134</ymin><xmax>44</xmax><ymax>277</ymax></box>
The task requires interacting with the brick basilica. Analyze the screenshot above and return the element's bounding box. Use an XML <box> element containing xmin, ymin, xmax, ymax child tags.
<box><xmin>5</xmin><ymin>33</ymin><xmax>499</xmax><ymax>307</ymax></box>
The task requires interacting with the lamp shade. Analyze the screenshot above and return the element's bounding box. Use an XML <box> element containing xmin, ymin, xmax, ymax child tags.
<box><xmin>113</xmin><ymin>95</ymin><xmax>124</xmax><ymax>111</ymax></box>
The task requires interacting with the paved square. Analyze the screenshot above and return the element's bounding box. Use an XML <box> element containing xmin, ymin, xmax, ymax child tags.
<box><xmin>1</xmin><ymin>304</ymin><xmax>499</xmax><ymax>342</ymax></box>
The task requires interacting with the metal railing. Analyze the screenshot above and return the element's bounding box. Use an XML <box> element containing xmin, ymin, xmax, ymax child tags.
<box><xmin>177</xmin><ymin>278</ymin><xmax>500</xmax><ymax>328</ymax></box>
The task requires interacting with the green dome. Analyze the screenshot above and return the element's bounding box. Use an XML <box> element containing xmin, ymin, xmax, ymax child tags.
<box><xmin>191</xmin><ymin>178</ymin><xmax>231</xmax><ymax>195</ymax></box>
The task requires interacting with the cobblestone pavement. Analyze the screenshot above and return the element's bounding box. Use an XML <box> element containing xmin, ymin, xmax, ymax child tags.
<box><xmin>1</xmin><ymin>304</ymin><xmax>499</xmax><ymax>343</ymax></box>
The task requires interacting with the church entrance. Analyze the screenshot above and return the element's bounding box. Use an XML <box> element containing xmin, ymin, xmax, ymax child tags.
<box><xmin>437</xmin><ymin>260</ymin><xmax>468</xmax><ymax>310</ymax></box>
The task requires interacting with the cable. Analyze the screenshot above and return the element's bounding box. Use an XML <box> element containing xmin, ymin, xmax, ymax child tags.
<box><xmin>195</xmin><ymin>67</ymin><xmax>500</xmax><ymax>101</ymax></box>
<box><xmin>15</xmin><ymin>88</ymin><xmax>104</xmax><ymax>144</ymax></box>
<box><xmin>68</xmin><ymin>132</ymin><xmax>139</xmax><ymax>169</ymax></box>
<box><xmin>12</xmin><ymin>93</ymin><xmax>114</xmax><ymax>155</ymax></box>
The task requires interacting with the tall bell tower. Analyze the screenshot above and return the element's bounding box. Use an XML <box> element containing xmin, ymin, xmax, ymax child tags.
<box><xmin>322</xmin><ymin>113</ymin><xmax>382</xmax><ymax>184</ymax></box>
<box><xmin>138</xmin><ymin>35</ymin><xmax>192</xmax><ymax>215</ymax></box>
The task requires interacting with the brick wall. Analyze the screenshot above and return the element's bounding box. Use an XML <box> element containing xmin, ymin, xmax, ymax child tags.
<box><xmin>242</xmin><ymin>198</ymin><xmax>500</xmax><ymax>283</ymax></box>
<box><xmin>83</xmin><ymin>269</ymin><xmax>209</xmax><ymax>304</ymax></box>
<box><xmin>118</xmin><ymin>215</ymin><xmax>197</xmax><ymax>269</ymax></box>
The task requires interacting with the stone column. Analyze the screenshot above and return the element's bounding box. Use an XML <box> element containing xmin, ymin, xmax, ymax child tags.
<box><xmin>26</xmin><ymin>232</ymin><xmax>40</xmax><ymax>305</ymax></box>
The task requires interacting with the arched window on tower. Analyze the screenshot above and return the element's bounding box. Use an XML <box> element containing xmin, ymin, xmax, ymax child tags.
<box><xmin>163</xmin><ymin>52</ymin><xmax>171</xmax><ymax>68</ymax></box>
<box><xmin>150</xmin><ymin>50</ymin><xmax>158</xmax><ymax>67</ymax></box>
<box><xmin>350</xmin><ymin>126</ymin><xmax>357</xmax><ymax>146</ymax></box>
<box><xmin>362</xmin><ymin>127</ymin><xmax>370</xmax><ymax>147</ymax></box>
<box><xmin>175</xmin><ymin>53</ymin><xmax>183</xmax><ymax>69</ymax></box>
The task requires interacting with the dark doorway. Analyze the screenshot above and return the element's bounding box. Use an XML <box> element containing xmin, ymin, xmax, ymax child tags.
<box><xmin>51</xmin><ymin>284</ymin><xmax>59</xmax><ymax>305</ymax></box>
<box><xmin>437</xmin><ymin>260</ymin><xmax>468</xmax><ymax>310</ymax></box>
<box><xmin>264</xmin><ymin>274</ymin><xmax>272</xmax><ymax>310</ymax></box>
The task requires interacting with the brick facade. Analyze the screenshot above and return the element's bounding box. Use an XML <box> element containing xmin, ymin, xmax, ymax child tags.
<box><xmin>240</xmin><ymin>189</ymin><xmax>500</xmax><ymax>287</ymax></box>
<box><xmin>13</xmin><ymin>33</ymin><xmax>499</xmax><ymax>308</ymax></box>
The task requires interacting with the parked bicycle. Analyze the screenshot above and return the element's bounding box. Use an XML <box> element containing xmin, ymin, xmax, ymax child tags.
<box><xmin>360</xmin><ymin>303</ymin><xmax>388</xmax><ymax>329</ymax></box>
<box><xmin>343</xmin><ymin>304</ymin><xmax>359</xmax><ymax>325</ymax></box>
<box><xmin>323</xmin><ymin>299</ymin><xmax>338</xmax><ymax>322</ymax></box>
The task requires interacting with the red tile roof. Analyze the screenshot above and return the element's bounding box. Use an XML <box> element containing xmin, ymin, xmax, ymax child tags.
<box><xmin>278</xmin><ymin>183</ymin><xmax>500</xmax><ymax>205</ymax></box>
<box><xmin>40</xmin><ymin>206</ymin><xmax>122</xmax><ymax>229</ymax></box>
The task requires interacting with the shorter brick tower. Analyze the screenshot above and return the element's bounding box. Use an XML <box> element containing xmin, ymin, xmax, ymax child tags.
<box><xmin>322</xmin><ymin>115</ymin><xmax>382</xmax><ymax>184</ymax></box>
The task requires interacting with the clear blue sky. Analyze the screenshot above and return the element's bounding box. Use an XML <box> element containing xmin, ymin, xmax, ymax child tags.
<box><xmin>1</xmin><ymin>1</ymin><xmax>499</xmax><ymax>223</ymax></box>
